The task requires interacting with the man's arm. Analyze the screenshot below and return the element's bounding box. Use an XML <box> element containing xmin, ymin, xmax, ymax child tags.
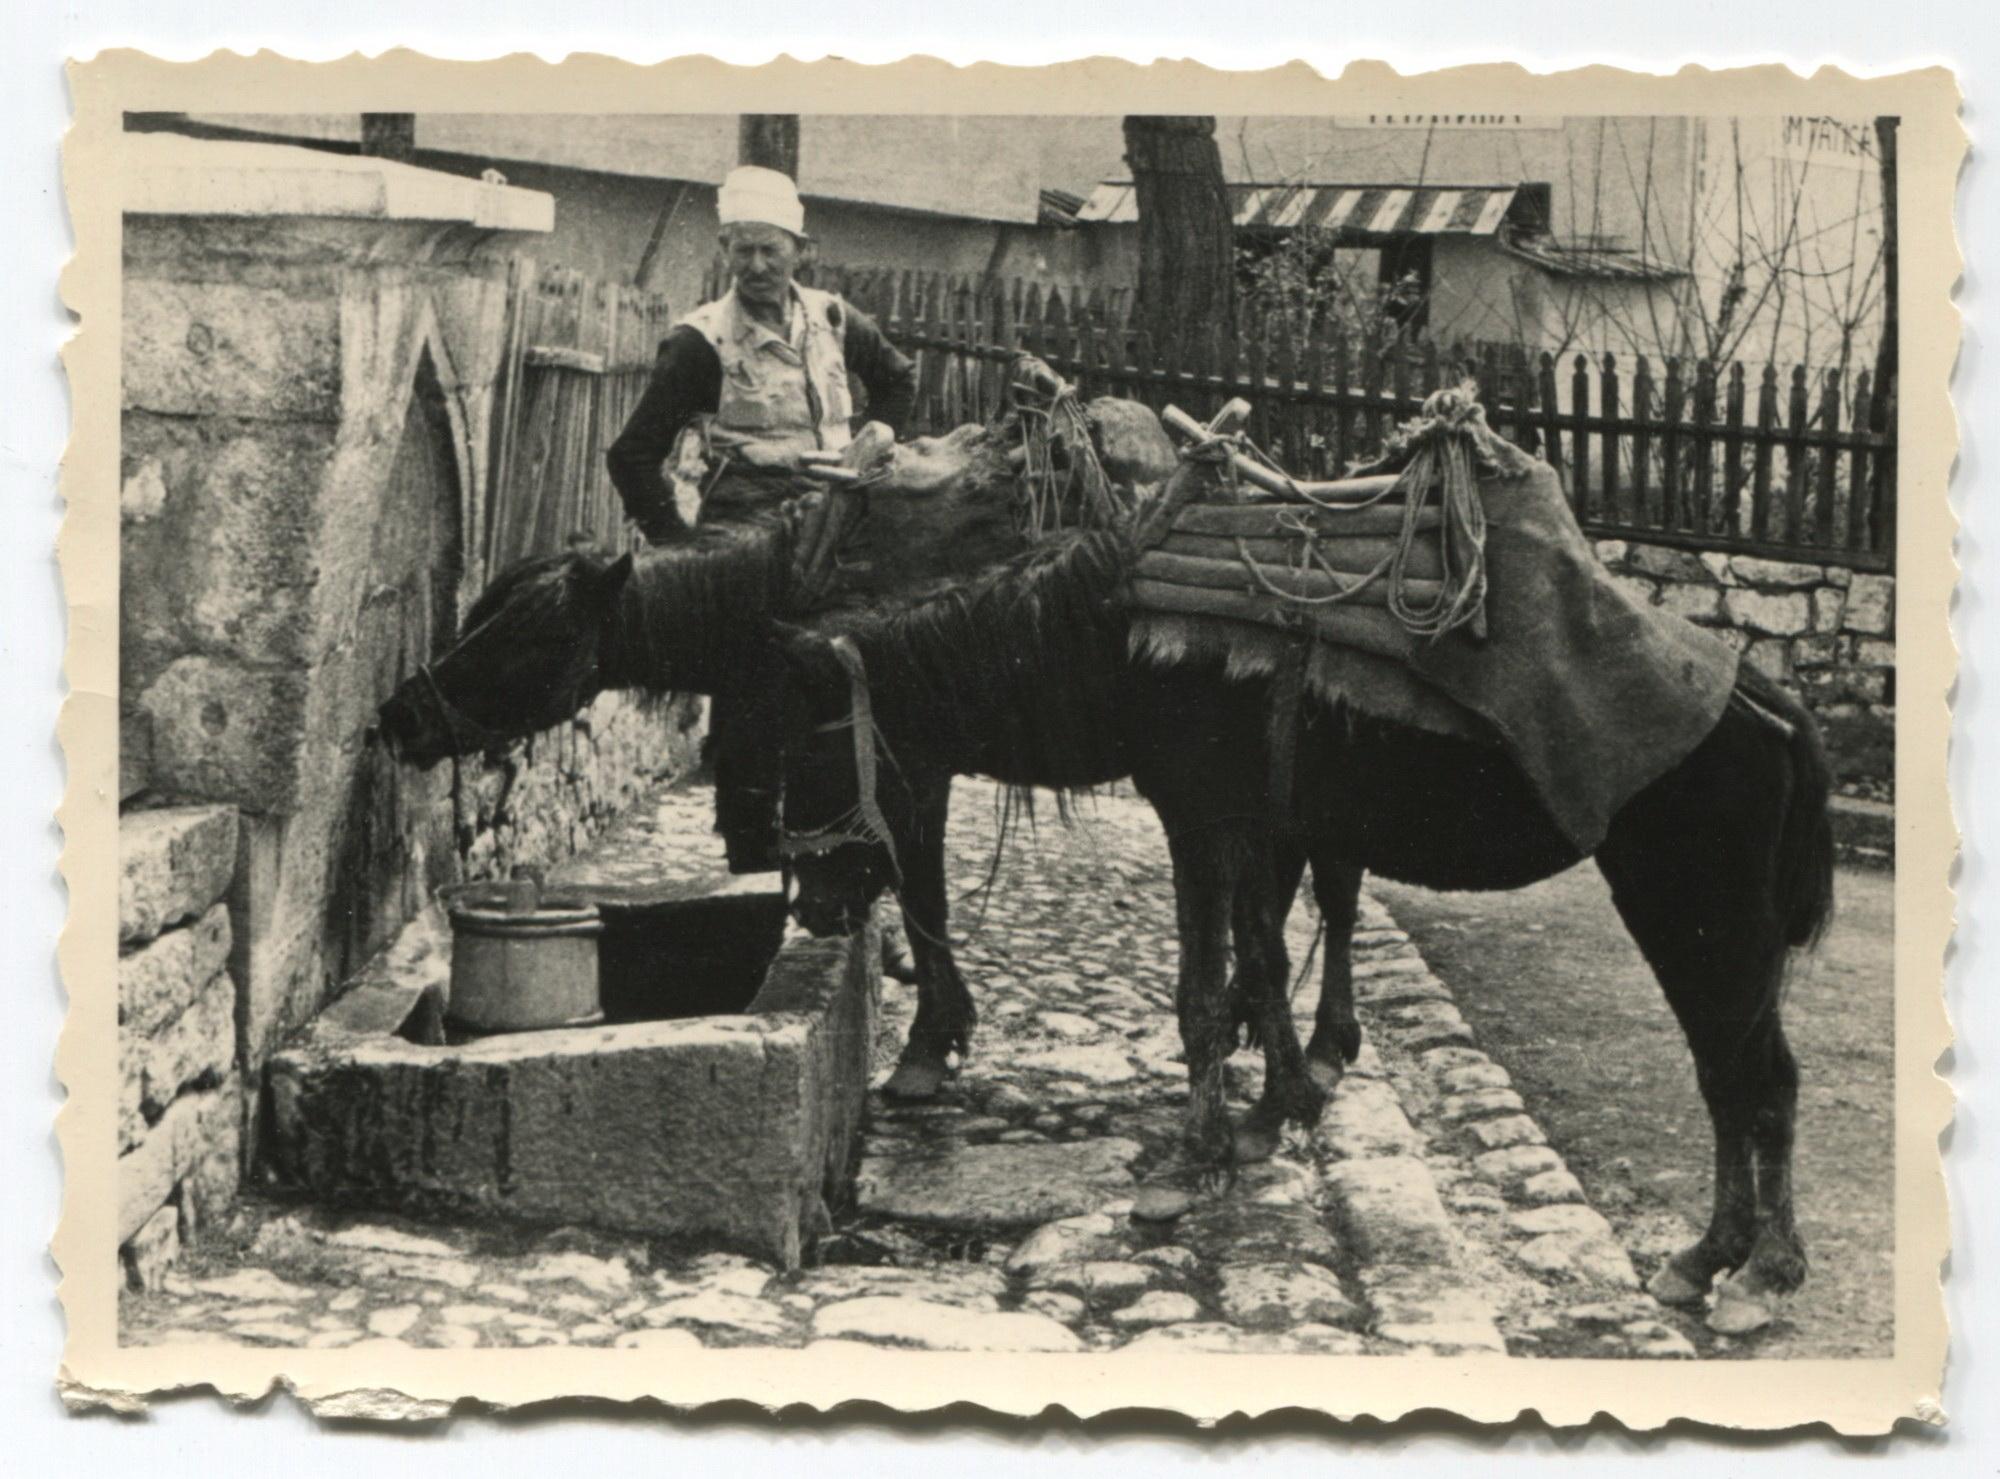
<box><xmin>838</xmin><ymin>304</ymin><xmax>917</xmax><ymax>437</ymax></box>
<box><xmin>605</xmin><ymin>326</ymin><xmax>723</xmax><ymax>543</ymax></box>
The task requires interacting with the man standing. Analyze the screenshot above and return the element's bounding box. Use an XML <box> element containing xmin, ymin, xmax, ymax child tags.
<box><xmin>606</xmin><ymin>165</ymin><xmax>918</xmax><ymax>876</ymax></box>
<box><xmin>607</xmin><ymin>165</ymin><xmax>917</xmax><ymax>541</ymax></box>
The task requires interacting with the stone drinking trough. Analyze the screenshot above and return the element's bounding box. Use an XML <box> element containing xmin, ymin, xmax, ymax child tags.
<box><xmin>263</xmin><ymin>784</ymin><xmax>882</xmax><ymax>1269</ymax></box>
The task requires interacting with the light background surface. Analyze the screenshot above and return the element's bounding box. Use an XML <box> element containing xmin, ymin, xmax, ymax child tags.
<box><xmin>4</xmin><ymin>2</ymin><xmax>1989</xmax><ymax>1467</ymax></box>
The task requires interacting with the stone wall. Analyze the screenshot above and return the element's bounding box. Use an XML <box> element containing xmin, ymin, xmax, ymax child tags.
<box><xmin>1594</xmin><ymin>541</ymin><xmax>1895</xmax><ymax>796</ymax></box>
<box><xmin>119</xmin><ymin>806</ymin><xmax>243</xmax><ymax>1290</ymax></box>
<box><xmin>116</xmin><ymin>138</ymin><xmax>703</xmax><ymax>1280</ymax></box>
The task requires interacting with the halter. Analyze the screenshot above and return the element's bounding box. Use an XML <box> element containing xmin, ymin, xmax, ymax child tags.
<box><xmin>411</xmin><ymin>660</ymin><xmax>526</xmax><ymax>756</ymax></box>
<box><xmin>775</xmin><ymin>633</ymin><xmax>902</xmax><ymax>884</ymax></box>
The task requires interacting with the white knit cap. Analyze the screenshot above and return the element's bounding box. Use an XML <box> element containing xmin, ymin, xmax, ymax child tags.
<box><xmin>717</xmin><ymin>165</ymin><xmax>806</xmax><ymax>237</ymax></box>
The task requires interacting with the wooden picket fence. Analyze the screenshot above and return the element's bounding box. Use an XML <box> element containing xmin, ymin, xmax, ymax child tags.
<box><xmin>790</xmin><ymin>262</ymin><xmax>1898</xmax><ymax>573</ymax></box>
<box><xmin>482</xmin><ymin>261</ymin><xmax>676</xmax><ymax>572</ymax></box>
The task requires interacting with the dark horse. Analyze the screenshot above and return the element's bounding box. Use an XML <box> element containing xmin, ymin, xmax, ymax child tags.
<box><xmin>774</xmin><ymin>511</ymin><xmax>1835</xmax><ymax>1333</ymax></box>
<box><xmin>376</xmin><ymin>454</ymin><xmax>1366</xmax><ymax>1105</ymax></box>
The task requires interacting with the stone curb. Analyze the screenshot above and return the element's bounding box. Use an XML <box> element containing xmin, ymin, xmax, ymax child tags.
<box><xmin>1307</xmin><ymin>893</ymin><xmax>1696</xmax><ymax>1359</ymax></box>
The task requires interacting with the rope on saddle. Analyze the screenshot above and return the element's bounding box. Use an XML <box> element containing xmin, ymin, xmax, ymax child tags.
<box><xmin>1221</xmin><ymin>383</ymin><xmax>1493</xmax><ymax>643</ymax></box>
<box><xmin>1007</xmin><ymin>355</ymin><xmax>1126</xmax><ymax>539</ymax></box>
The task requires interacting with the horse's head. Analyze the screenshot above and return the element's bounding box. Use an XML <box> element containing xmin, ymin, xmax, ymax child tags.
<box><xmin>772</xmin><ymin>622</ymin><xmax>900</xmax><ymax>939</ymax></box>
<box><xmin>375</xmin><ymin>548</ymin><xmax>635</xmax><ymax>766</ymax></box>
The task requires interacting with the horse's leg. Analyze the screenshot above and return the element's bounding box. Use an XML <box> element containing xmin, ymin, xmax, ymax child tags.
<box><xmin>882</xmin><ymin>775</ymin><xmax>977</xmax><ymax>1102</ymax></box>
<box><xmin>1597</xmin><ymin>780</ymin><xmax>1810</xmax><ymax>1328</ymax></box>
<box><xmin>1166</xmin><ymin>826</ymin><xmax>1239</xmax><ymax>1177</ymax></box>
<box><xmin>1303</xmin><ymin>849</ymin><xmax>1365</xmax><ymax>1085</ymax></box>
<box><xmin>1228</xmin><ymin>838</ymin><xmax>1307</xmax><ymax>1050</ymax></box>
<box><xmin>1234</xmin><ymin>848</ymin><xmax>1328</xmax><ymax>1158</ymax></box>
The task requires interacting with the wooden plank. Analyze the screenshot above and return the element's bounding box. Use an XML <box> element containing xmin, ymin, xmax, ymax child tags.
<box><xmin>1171</xmin><ymin>501</ymin><xmax>1433</xmax><ymax>538</ymax></box>
<box><xmin>1751</xmin><ymin>363</ymin><xmax>1778</xmax><ymax>540</ymax></box>
<box><xmin>1692</xmin><ymin>359</ymin><xmax>1716</xmax><ymax>534</ymax></box>
<box><xmin>1162</xmin><ymin>530</ymin><xmax>1441</xmax><ymax>580</ymax></box>
<box><xmin>1784</xmin><ymin>364</ymin><xmax>1811</xmax><ymax>543</ymax></box>
<box><xmin>1660</xmin><ymin>357</ymin><xmax>1684</xmax><ymax>532</ymax></box>
<box><xmin>1813</xmin><ymin>367</ymin><xmax>1842</xmax><ymax>549</ymax></box>
<box><xmin>1722</xmin><ymin>361</ymin><xmax>1747</xmax><ymax>537</ymax></box>
<box><xmin>1598</xmin><ymin>353</ymin><xmax>1621</xmax><ymax>523</ymax></box>
<box><xmin>1134</xmin><ymin>549</ymin><xmax>1442</xmax><ymax>607</ymax></box>
<box><xmin>1127</xmin><ymin>579</ymin><xmax>1418</xmax><ymax>663</ymax></box>
<box><xmin>1538</xmin><ymin>353</ymin><xmax>1564</xmax><ymax>499</ymax></box>
<box><xmin>1570</xmin><ymin>353</ymin><xmax>1592</xmax><ymax>520</ymax></box>
<box><xmin>1847</xmin><ymin>368</ymin><xmax>1875</xmax><ymax>552</ymax></box>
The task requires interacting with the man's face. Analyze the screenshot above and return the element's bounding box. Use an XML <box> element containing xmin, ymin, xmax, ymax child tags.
<box><xmin>724</xmin><ymin>224</ymin><xmax>802</xmax><ymax>310</ymax></box>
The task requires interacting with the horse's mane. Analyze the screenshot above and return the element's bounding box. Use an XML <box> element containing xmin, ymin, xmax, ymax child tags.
<box><xmin>814</xmin><ymin>528</ymin><xmax>1135</xmax><ymax>789</ymax></box>
<box><xmin>610</xmin><ymin>508</ymin><xmax>799</xmax><ymax>693</ymax></box>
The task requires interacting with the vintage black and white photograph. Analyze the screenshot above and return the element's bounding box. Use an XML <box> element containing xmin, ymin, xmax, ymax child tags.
<box><xmin>59</xmin><ymin>57</ymin><xmax>1959</xmax><ymax>1432</ymax></box>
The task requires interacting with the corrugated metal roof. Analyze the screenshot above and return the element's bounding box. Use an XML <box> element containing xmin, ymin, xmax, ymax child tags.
<box><xmin>1075</xmin><ymin>181</ymin><xmax>1522</xmax><ymax>235</ymax></box>
<box><xmin>1500</xmin><ymin>234</ymin><xmax>1687</xmax><ymax>283</ymax></box>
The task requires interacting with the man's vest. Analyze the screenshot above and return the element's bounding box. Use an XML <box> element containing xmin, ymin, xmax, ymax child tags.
<box><xmin>677</xmin><ymin>284</ymin><xmax>855</xmax><ymax>464</ymax></box>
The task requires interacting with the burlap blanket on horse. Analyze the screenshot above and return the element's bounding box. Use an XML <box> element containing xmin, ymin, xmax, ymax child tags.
<box><xmin>1130</xmin><ymin>439</ymin><xmax>1741</xmax><ymax>854</ymax></box>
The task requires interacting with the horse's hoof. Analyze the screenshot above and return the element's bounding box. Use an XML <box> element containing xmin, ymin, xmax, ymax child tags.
<box><xmin>1305</xmin><ymin>1058</ymin><xmax>1344</xmax><ymax>1094</ymax></box>
<box><xmin>1231</xmin><ymin>1121</ymin><xmax>1281</xmax><ymax>1165</ymax></box>
<box><xmin>882</xmin><ymin>1061</ymin><xmax>948</xmax><ymax>1101</ymax></box>
<box><xmin>1706</xmin><ymin>1273</ymin><xmax>1777</xmax><ymax>1335</ymax></box>
<box><xmin>1646</xmin><ymin>1262</ymin><xmax>1712</xmax><ymax>1307</ymax></box>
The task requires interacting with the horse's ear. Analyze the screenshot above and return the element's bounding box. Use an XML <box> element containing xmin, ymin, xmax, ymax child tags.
<box><xmin>589</xmin><ymin>550</ymin><xmax>635</xmax><ymax>604</ymax></box>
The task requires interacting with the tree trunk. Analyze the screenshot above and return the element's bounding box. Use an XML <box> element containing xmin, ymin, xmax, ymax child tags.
<box><xmin>1873</xmin><ymin>116</ymin><xmax>1898</xmax><ymax>406</ymax></box>
<box><xmin>738</xmin><ymin>115</ymin><xmax>800</xmax><ymax>178</ymax></box>
<box><xmin>1123</xmin><ymin>116</ymin><xmax>1236</xmax><ymax>351</ymax></box>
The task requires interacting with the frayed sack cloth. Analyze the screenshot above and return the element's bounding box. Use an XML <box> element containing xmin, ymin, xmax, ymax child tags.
<box><xmin>1130</xmin><ymin>440</ymin><xmax>1741</xmax><ymax>854</ymax></box>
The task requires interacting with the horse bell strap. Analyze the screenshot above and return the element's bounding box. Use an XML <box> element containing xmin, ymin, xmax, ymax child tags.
<box><xmin>830</xmin><ymin>634</ymin><xmax>902</xmax><ymax>884</ymax></box>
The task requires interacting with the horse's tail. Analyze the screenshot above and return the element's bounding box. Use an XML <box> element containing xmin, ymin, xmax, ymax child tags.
<box><xmin>1743</xmin><ymin>667</ymin><xmax>1837</xmax><ymax>950</ymax></box>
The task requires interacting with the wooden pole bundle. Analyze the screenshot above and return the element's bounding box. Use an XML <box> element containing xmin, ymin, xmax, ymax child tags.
<box><xmin>1133</xmin><ymin>550</ymin><xmax>1442</xmax><ymax>608</ymax></box>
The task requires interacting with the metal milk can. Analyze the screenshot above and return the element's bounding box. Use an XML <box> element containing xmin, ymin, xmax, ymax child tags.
<box><xmin>444</xmin><ymin>875</ymin><xmax>604</xmax><ymax>1034</ymax></box>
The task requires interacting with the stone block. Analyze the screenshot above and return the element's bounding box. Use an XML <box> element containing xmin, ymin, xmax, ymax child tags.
<box><xmin>1217</xmin><ymin>1262</ymin><xmax>1362</xmax><ymax>1330</ymax></box>
<box><xmin>1608</xmin><ymin>572</ymin><xmax>1660</xmax><ymax>609</ymax></box>
<box><xmin>120</xmin><ymin>806</ymin><xmax>239</xmax><ymax>948</ymax></box>
<box><xmin>1790</xmin><ymin>633</ymin><xmax>1842</xmax><ymax>669</ymax></box>
<box><xmin>119</xmin><ymin>903</ymin><xmax>233</xmax><ymax>1037</ymax></box>
<box><xmin>265</xmin><ymin>928</ymin><xmax>876</xmax><ymax>1269</ymax></box>
<box><xmin>1473</xmin><ymin>1143</ymin><xmax>1564</xmax><ymax>1188</ymax></box>
<box><xmin>1697</xmin><ymin>551</ymin><xmax>1737</xmax><ymax>585</ymax></box>
<box><xmin>1723</xmin><ymin>588</ymin><xmax>1813</xmax><ymax>637</ymax></box>
<box><xmin>1844</xmin><ymin>573</ymin><xmax>1895</xmax><ymax>635</ymax></box>
<box><xmin>139</xmin><ymin>656</ymin><xmax>316</xmax><ymax>814</ymax></box>
<box><xmin>1592</xmin><ymin>539</ymin><xmax>1628</xmax><ymax>565</ymax></box>
<box><xmin>1316</xmin><ymin>1077</ymin><xmax>1423</xmax><ymax>1159</ymax></box>
<box><xmin>1728</xmin><ymin>555</ymin><xmax>1827</xmax><ymax>589</ymax></box>
<box><xmin>123</xmin><ymin>277</ymin><xmax>342</xmax><ymax>422</ymax></box>
<box><xmin>123</xmin><ymin>969</ymin><xmax>236</xmax><ymax>1129</ymax></box>
<box><xmin>120</xmin><ymin>709</ymin><xmax>153</xmax><ymax>803</ymax></box>
<box><xmin>121</xmin><ymin>1203</ymin><xmax>182</xmax><ymax>1293</ymax></box>
<box><xmin>1743</xmin><ymin>638</ymin><xmax>1790</xmax><ymax>682</ymax></box>
<box><xmin>1626</xmin><ymin>544</ymin><xmax>1716</xmax><ymax>584</ymax></box>
<box><xmin>1438</xmin><ymin>1087</ymin><xmax>1526</xmax><ymax>1123</ymax></box>
<box><xmin>1658</xmin><ymin>582</ymin><xmax>1723</xmax><ymax>624</ymax></box>
<box><xmin>1856</xmin><ymin>637</ymin><xmax>1897</xmax><ymax>668</ymax></box>
<box><xmin>117</xmin><ymin>1073</ymin><xmax>241</xmax><ymax>1245</ymax></box>
<box><xmin>855</xmin><ymin>1137</ymin><xmax>1141</xmax><ymax>1230</ymax></box>
<box><xmin>1324</xmin><ymin>1155</ymin><xmax>1456</xmax><ymax>1265</ymax></box>
<box><xmin>1811</xmin><ymin>587</ymin><xmax>1847</xmax><ymax>633</ymax></box>
<box><xmin>812</xmin><ymin>1296</ymin><xmax>1082</xmax><ymax>1352</ymax></box>
<box><xmin>1463</xmin><ymin>1115</ymin><xmax>1547</xmax><ymax>1153</ymax></box>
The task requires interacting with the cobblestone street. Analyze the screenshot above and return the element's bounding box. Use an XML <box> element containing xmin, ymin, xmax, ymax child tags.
<box><xmin>122</xmin><ymin>779</ymin><xmax>1700</xmax><ymax>1363</ymax></box>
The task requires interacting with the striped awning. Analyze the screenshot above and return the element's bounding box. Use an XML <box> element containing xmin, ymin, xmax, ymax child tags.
<box><xmin>1075</xmin><ymin>181</ymin><xmax>1521</xmax><ymax>236</ymax></box>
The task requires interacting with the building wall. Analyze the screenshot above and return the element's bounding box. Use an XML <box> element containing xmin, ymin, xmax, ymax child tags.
<box><xmin>119</xmin><ymin>160</ymin><xmax>702</xmax><ymax>1271</ymax></box>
